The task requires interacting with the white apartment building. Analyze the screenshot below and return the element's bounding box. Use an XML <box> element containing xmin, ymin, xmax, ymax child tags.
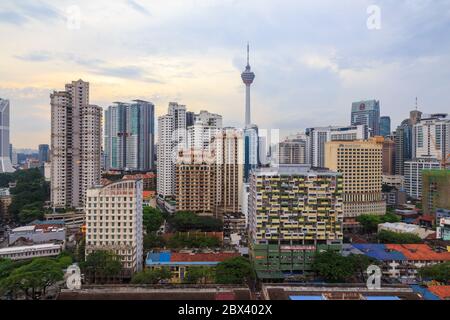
<box><xmin>50</xmin><ymin>80</ymin><xmax>102</xmax><ymax>209</ymax></box>
<box><xmin>404</xmin><ymin>158</ymin><xmax>442</xmax><ymax>199</ymax></box>
<box><xmin>194</xmin><ymin>110</ymin><xmax>223</xmax><ymax>128</ymax></box>
<box><xmin>157</xmin><ymin>103</ymin><xmax>187</xmax><ymax>199</ymax></box>
<box><xmin>306</xmin><ymin>125</ymin><xmax>368</xmax><ymax>167</ymax></box>
<box><xmin>0</xmin><ymin>243</ymin><xmax>62</xmax><ymax>261</ymax></box>
<box><xmin>85</xmin><ymin>179</ymin><xmax>143</xmax><ymax>276</ymax></box>
<box><xmin>187</xmin><ymin>121</ymin><xmax>221</xmax><ymax>151</ymax></box>
<box><xmin>412</xmin><ymin>114</ymin><xmax>450</xmax><ymax>161</ymax></box>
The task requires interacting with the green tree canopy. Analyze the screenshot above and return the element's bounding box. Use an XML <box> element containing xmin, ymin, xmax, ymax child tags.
<box><xmin>80</xmin><ymin>250</ymin><xmax>122</xmax><ymax>284</ymax></box>
<box><xmin>357</xmin><ymin>213</ymin><xmax>401</xmax><ymax>234</ymax></box>
<box><xmin>215</xmin><ymin>257</ymin><xmax>255</xmax><ymax>285</ymax></box>
<box><xmin>144</xmin><ymin>233</ymin><xmax>166</xmax><ymax>251</ymax></box>
<box><xmin>377</xmin><ymin>230</ymin><xmax>422</xmax><ymax>244</ymax></box>
<box><xmin>312</xmin><ymin>251</ymin><xmax>376</xmax><ymax>283</ymax></box>
<box><xmin>143</xmin><ymin>206</ymin><xmax>164</xmax><ymax>233</ymax></box>
<box><xmin>167</xmin><ymin>233</ymin><xmax>220</xmax><ymax>249</ymax></box>
<box><xmin>0</xmin><ymin>258</ymin><xmax>63</xmax><ymax>300</ymax></box>
<box><xmin>131</xmin><ymin>268</ymin><xmax>171</xmax><ymax>284</ymax></box>
<box><xmin>170</xmin><ymin>211</ymin><xmax>223</xmax><ymax>232</ymax></box>
<box><xmin>183</xmin><ymin>266</ymin><xmax>214</xmax><ymax>284</ymax></box>
<box><xmin>418</xmin><ymin>262</ymin><xmax>450</xmax><ymax>283</ymax></box>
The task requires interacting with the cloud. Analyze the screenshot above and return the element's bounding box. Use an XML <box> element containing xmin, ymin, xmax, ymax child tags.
<box><xmin>0</xmin><ymin>11</ymin><xmax>28</xmax><ymax>25</ymax></box>
<box><xmin>127</xmin><ymin>0</ymin><xmax>151</xmax><ymax>16</ymax></box>
<box><xmin>15</xmin><ymin>52</ymin><xmax>53</xmax><ymax>62</ymax></box>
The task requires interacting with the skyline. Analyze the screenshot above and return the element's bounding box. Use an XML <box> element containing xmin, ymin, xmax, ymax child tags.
<box><xmin>1</xmin><ymin>0</ymin><xmax>450</xmax><ymax>148</ymax></box>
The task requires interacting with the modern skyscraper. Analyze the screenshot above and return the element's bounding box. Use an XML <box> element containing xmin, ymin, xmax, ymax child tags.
<box><xmin>382</xmin><ymin>138</ymin><xmax>396</xmax><ymax>175</ymax></box>
<box><xmin>85</xmin><ymin>179</ymin><xmax>143</xmax><ymax>277</ymax></box>
<box><xmin>175</xmin><ymin>128</ymin><xmax>244</xmax><ymax>218</ymax></box>
<box><xmin>278</xmin><ymin>138</ymin><xmax>307</xmax><ymax>165</ymax></box>
<box><xmin>248</xmin><ymin>165</ymin><xmax>343</xmax><ymax>280</ymax></box>
<box><xmin>404</xmin><ymin>158</ymin><xmax>442</xmax><ymax>199</ymax></box>
<box><xmin>244</xmin><ymin>125</ymin><xmax>259</xmax><ymax>181</ymax></box>
<box><xmin>38</xmin><ymin>144</ymin><xmax>50</xmax><ymax>167</ymax></box>
<box><xmin>50</xmin><ymin>80</ymin><xmax>102</xmax><ymax>209</ymax></box>
<box><xmin>422</xmin><ymin>170</ymin><xmax>450</xmax><ymax>215</ymax></box>
<box><xmin>325</xmin><ymin>137</ymin><xmax>386</xmax><ymax>226</ymax></box>
<box><xmin>380</xmin><ymin>116</ymin><xmax>391</xmax><ymax>137</ymax></box>
<box><xmin>305</xmin><ymin>125</ymin><xmax>368</xmax><ymax>167</ymax></box>
<box><xmin>0</xmin><ymin>99</ymin><xmax>15</xmax><ymax>173</ymax></box>
<box><xmin>412</xmin><ymin>113</ymin><xmax>450</xmax><ymax>161</ymax></box>
<box><xmin>104</xmin><ymin>100</ymin><xmax>155</xmax><ymax>171</ymax></box>
<box><xmin>157</xmin><ymin>102</ymin><xmax>187</xmax><ymax>199</ymax></box>
<box><xmin>351</xmin><ymin>100</ymin><xmax>381</xmax><ymax>136</ymax></box>
<box><xmin>395</xmin><ymin>110</ymin><xmax>422</xmax><ymax>175</ymax></box>
<box><xmin>241</xmin><ymin>43</ymin><xmax>255</xmax><ymax>127</ymax></box>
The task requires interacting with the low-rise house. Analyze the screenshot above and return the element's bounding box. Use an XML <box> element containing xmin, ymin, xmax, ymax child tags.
<box><xmin>145</xmin><ymin>251</ymin><xmax>239</xmax><ymax>283</ymax></box>
<box><xmin>0</xmin><ymin>243</ymin><xmax>62</xmax><ymax>261</ymax></box>
<box><xmin>378</xmin><ymin>222</ymin><xmax>434</xmax><ymax>239</ymax></box>
<box><xmin>8</xmin><ymin>221</ymin><xmax>66</xmax><ymax>245</ymax></box>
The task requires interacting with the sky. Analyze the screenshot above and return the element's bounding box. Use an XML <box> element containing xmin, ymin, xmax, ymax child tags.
<box><xmin>1</xmin><ymin>0</ymin><xmax>450</xmax><ymax>149</ymax></box>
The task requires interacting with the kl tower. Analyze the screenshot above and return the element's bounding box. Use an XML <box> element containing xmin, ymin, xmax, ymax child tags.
<box><xmin>241</xmin><ymin>43</ymin><xmax>255</xmax><ymax>127</ymax></box>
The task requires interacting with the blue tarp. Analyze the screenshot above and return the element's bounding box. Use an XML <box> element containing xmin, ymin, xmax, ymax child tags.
<box><xmin>352</xmin><ymin>244</ymin><xmax>406</xmax><ymax>261</ymax></box>
<box><xmin>290</xmin><ymin>296</ymin><xmax>324</xmax><ymax>300</ymax></box>
<box><xmin>365</xmin><ymin>296</ymin><xmax>400</xmax><ymax>300</ymax></box>
<box><xmin>410</xmin><ymin>285</ymin><xmax>441</xmax><ymax>300</ymax></box>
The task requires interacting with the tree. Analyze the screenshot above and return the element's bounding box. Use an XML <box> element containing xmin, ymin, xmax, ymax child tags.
<box><xmin>144</xmin><ymin>233</ymin><xmax>166</xmax><ymax>251</ymax></box>
<box><xmin>0</xmin><ymin>258</ymin><xmax>63</xmax><ymax>300</ymax></box>
<box><xmin>311</xmin><ymin>251</ymin><xmax>377</xmax><ymax>283</ymax></box>
<box><xmin>377</xmin><ymin>230</ymin><xmax>422</xmax><ymax>244</ymax></box>
<box><xmin>215</xmin><ymin>257</ymin><xmax>255</xmax><ymax>285</ymax></box>
<box><xmin>143</xmin><ymin>207</ymin><xmax>164</xmax><ymax>233</ymax></box>
<box><xmin>183</xmin><ymin>267</ymin><xmax>213</xmax><ymax>284</ymax></box>
<box><xmin>167</xmin><ymin>233</ymin><xmax>220</xmax><ymax>249</ymax></box>
<box><xmin>418</xmin><ymin>262</ymin><xmax>450</xmax><ymax>283</ymax></box>
<box><xmin>170</xmin><ymin>211</ymin><xmax>223</xmax><ymax>232</ymax></box>
<box><xmin>76</xmin><ymin>238</ymin><xmax>86</xmax><ymax>263</ymax></box>
<box><xmin>357</xmin><ymin>213</ymin><xmax>400</xmax><ymax>234</ymax></box>
<box><xmin>80</xmin><ymin>251</ymin><xmax>122</xmax><ymax>284</ymax></box>
<box><xmin>131</xmin><ymin>268</ymin><xmax>171</xmax><ymax>284</ymax></box>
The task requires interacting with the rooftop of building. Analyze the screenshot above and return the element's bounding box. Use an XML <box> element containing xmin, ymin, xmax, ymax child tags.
<box><xmin>146</xmin><ymin>251</ymin><xmax>239</xmax><ymax>266</ymax></box>
<box><xmin>351</xmin><ymin>244</ymin><xmax>406</xmax><ymax>261</ymax></box>
<box><xmin>427</xmin><ymin>286</ymin><xmax>450</xmax><ymax>300</ymax></box>
<box><xmin>253</xmin><ymin>165</ymin><xmax>340</xmax><ymax>176</ymax></box>
<box><xmin>385</xmin><ymin>244</ymin><xmax>450</xmax><ymax>261</ymax></box>
<box><xmin>0</xmin><ymin>243</ymin><xmax>62</xmax><ymax>253</ymax></box>
<box><xmin>58</xmin><ymin>285</ymin><xmax>251</xmax><ymax>300</ymax></box>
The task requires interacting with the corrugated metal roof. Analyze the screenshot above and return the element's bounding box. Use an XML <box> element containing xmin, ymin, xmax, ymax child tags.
<box><xmin>352</xmin><ymin>244</ymin><xmax>406</xmax><ymax>261</ymax></box>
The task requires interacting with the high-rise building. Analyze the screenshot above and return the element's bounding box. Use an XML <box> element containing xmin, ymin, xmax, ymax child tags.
<box><xmin>380</xmin><ymin>116</ymin><xmax>391</xmax><ymax>137</ymax></box>
<box><xmin>157</xmin><ymin>103</ymin><xmax>187</xmax><ymax>199</ymax></box>
<box><xmin>0</xmin><ymin>99</ymin><xmax>15</xmax><ymax>173</ymax></box>
<box><xmin>278</xmin><ymin>138</ymin><xmax>307</xmax><ymax>165</ymax></box>
<box><xmin>176</xmin><ymin>148</ymin><xmax>218</xmax><ymax>217</ymax></box>
<box><xmin>422</xmin><ymin>170</ymin><xmax>450</xmax><ymax>215</ymax></box>
<box><xmin>175</xmin><ymin>128</ymin><xmax>244</xmax><ymax>218</ymax></box>
<box><xmin>187</xmin><ymin>120</ymin><xmax>221</xmax><ymax>151</ymax></box>
<box><xmin>213</xmin><ymin>128</ymin><xmax>244</xmax><ymax>215</ymax></box>
<box><xmin>185</xmin><ymin>111</ymin><xmax>195</xmax><ymax>128</ymax></box>
<box><xmin>104</xmin><ymin>100</ymin><xmax>155</xmax><ymax>172</ymax></box>
<box><xmin>412</xmin><ymin>113</ymin><xmax>450</xmax><ymax>161</ymax></box>
<box><xmin>194</xmin><ymin>110</ymin><xmax>223</xmax><ymax>128</ymax></box>
<box><xmin>248</xmin><ymin>165</ymin><xmax>343</xmax><ymax>280</ymax></box>
<box><xmin>241</xmin><ymin>43</ymin><xmax>255</xmax><ymax>128</ymax></box>
<box><xmin>394</xmin><ymin>110</ymin><xmax>422</xmax><ymax>175</ymax></box>
<box><xmin>325</xmin><ymin>138</ymin><xmax>386</xmax><ymax>225</ymax></box>
<box><xmin>382</xmin><ymin>138</ymin><xmax>396</xmax><ymax>175</ymax></box>
<box><xmin>244</xmin><ymin>125</ymin><xmax>259</xmax><ymax>181</ymax></box>
<box><xmin>305</xmin><ymin>125</ymin><xmax>368</xmax><ymax>167</ymax></box>
<box><xmin>50</xmin><ymin>80</ymin><xmax>102</xmax><ymax>209</ymax></box>
<box><xmin>38</xmin><ymin>144</ymin><xmax>50</xmax><ymax>167</ymax></box>
<box><xmin>351</xmin><ymin>100</ymin><xmax>380</xmax><ymax>136</ymax></box>
<box><xmin>85</xmin><ymin>179</ymin><xmax>143</xmax><ymax>277</ymax></box>
<box><xmin>404</xmin><ymin>158</ymin><xmax>442</xmax><ymax>199</ymax></box>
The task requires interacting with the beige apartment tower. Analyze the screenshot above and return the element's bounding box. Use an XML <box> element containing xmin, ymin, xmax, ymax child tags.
<box><xmin>325</xmin><ymin>137</ymin><xmax>386</xmax><ymax>222</ymax></box>
<box><xmin>85</xmin><ymin>179</ymin><xmax>143</xmax><ymax>277</ymax></box>
<box><xmin>50</xmin><ymin>80</ymin><xmax>102</xmax><ymax>209</ymax></box>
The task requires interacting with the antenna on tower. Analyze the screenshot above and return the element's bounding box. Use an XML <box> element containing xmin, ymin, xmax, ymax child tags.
<box><xmin>247</xmin><ymin>42</ymin><xmax>250</xmax><ymax>66</ymax></box>
<box><xmin>415</xmin><ymin>97</ymin><xmax>418</xmax><ymax>110</ymax></box>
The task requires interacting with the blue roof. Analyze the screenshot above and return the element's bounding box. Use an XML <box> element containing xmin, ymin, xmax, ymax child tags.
<box><xmin>352</xmin><ymin>244</ymin><xmax>406</xmax><ymax>261</ymax></box>
<box><xmin>145</xmin><ymin>251</ymin><xmax>222</xmax><ymax>267</ymax></box>
<box><xmin>410</xmin><ymin>285</ymin><xmax>441</xmax><ymax>300</ymax></box>
<box><xmin>365</xmin><ymin>296</ymin><xmax>400</xmax><ymax>300</ymax></box>
<box><xmin>290</xmin><ymin>296</ymin><xmax>324</xmax><ymax>300</ymax></box>
<box><xmin>146</xmin><ymin>251</ymin><xmax>171</xmax><ymax>264</ymax></box>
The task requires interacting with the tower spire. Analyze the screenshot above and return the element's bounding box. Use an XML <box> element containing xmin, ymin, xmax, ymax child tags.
<box><xmin>415</xmin><ymin>97</ymin><xmax>418</xmax><ymax>110</ymax></box>
<box><xmin>247</xmin><ymin>42</ymin><xmax>250</xmax><ymax>66</ymax></box>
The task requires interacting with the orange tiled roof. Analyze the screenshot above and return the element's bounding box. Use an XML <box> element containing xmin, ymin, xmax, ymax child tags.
<box><xmin>143</xmin><ymin>191</ymin><xmax>155</xmax><ymax>198</ymax></box>
<box><xmin>171</xmin><ymin>252</ymin><xmax>239</xmax><ymax>263</ymax></box>
<box><xmin>386</xmin><ymin>244</ymin><xmax>450</xmax><ymax>261</ymax></box>
<box><xmin>428</xmin><ymin>286</ymin><xmax>450</xmax><ymax>300</ymax></box>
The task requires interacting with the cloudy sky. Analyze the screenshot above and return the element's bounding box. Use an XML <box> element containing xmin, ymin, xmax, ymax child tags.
<box><xmin>1</xmin><ymin>0</ymin><xmax>449</xmax><ymax>148</ymax></box>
